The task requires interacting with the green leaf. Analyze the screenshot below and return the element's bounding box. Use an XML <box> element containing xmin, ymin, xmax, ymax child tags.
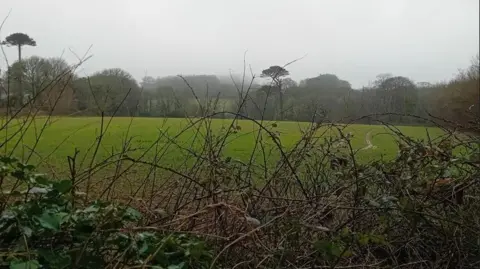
<box><xmin>138</xmin><ymin>240</ymin><xmax>150</xmax><ymax>255</ymax></box>
<box><xmin>357</xmin><ymin>234</ymin><xmax>369</xmax><ymax>246</ymax></box>
<box><xmin>186</xmin><ymin>241</ymin><xmax>205</xmax><ymax>259</ymax></box>
<box><xmin>11</xmin><ymin>170</ymin><xmax>26</xmax><ymax>180</ymax></box>
<box><xmin>53</xmin><ymin>180</ymin><xmax>72</xmax><ymax>194</ymax></box>
<box><xmin>17</xmin><ymin>163</ymin><xmax>35</xmax><ymax>171</ymax></box>
<box><xmin>0</xmin><ymin>156</ymin><xmax>18</xmax><ymax>164</ymax></box>
<box><xmin>123</xmin><ymin>207</ymin><xmax>142</xmax><ymax>221</ymax></box>
<box><xmin>330</xmin><ymin>243</ymin><xmax>344</xmax><ymax>257</ymax></box>
<box><xmin>27</xmin><ymin>187</ymin><xmax>49</xmax><ymax>194</ymax></box>
<box><xmin>33</xmin><ymin>175</ymin><xmax>50</xmax><ymax>186</ymax></box>
<box><xmin>9</xmin><ymin>260</ymin><xmax>40</xmax><ymax>269</ymax></box>
<box><xmin>9</xmin><ymin>190</ymin><xmax>22</xmax><ymax>197</ymax></box>
<box><xmin>56</xmin><ymin>212</ymin><xmax>69</xmax><ymax>224</ymax></box>
<box><xmin>138</xmin><ymin>232</ymin><xmax>156</xmax><ymax>240</ymax></box>
<box><xmin>82</xmin><ymin>205</ymin><xmax>100</xmax><ymax>213</ymax></box>
<box><xmin>34</xmin><ymin>211</ymin><xmax>65</xmax><ymax>231</ymax></box>
<box><xmin>1</xmin><ymin>209</ymin><xmax>16</xmax><ymax>220</ymax></box>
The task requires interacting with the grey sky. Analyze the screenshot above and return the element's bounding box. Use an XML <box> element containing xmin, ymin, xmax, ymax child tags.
<box><xmin>1</xmin><ymin>0</ymin><xmax>478</xmax><ymax>88</ymax></box>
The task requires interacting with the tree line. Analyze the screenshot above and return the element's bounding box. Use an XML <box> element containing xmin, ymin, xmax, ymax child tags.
<box><xmin>1</xmin><ymin>33</ymin><xmax>478</xmax><ymax>130</ymax></box>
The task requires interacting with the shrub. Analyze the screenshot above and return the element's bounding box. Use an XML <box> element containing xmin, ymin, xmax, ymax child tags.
<box><xmin>0</xmin><ymin>156</ymin><xmax>213</xmax><ymax>269</ymax></box>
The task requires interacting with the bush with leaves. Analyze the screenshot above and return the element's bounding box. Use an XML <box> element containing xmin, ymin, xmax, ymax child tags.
<box><xmin>0</xmin><ymin>156</ymin><xmax>212</xmax><ymax>269</ymax></box>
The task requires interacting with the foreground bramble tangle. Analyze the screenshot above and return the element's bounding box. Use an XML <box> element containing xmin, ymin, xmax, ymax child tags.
<box><xmin>1</xmin><ymin>112</ymin><xmax>478</xmax><ymax>268</ymax></box>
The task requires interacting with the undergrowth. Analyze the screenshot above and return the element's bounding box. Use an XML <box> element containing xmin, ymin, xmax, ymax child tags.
<box><xmin>0</xmin><ymin>124</ymin><xmax>479</xmax><ymax>268</ymax></box>
<box><xmin>0</xmin><ymin>156</ymin><xmax>213</xmax><ymax>269</ymax></box>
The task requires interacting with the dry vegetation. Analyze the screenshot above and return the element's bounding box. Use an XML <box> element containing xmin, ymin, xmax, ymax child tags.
<box><xmin>0</xmin><ymin>107</ymin><xmax>479</xmax><ymax>268</ymax></box>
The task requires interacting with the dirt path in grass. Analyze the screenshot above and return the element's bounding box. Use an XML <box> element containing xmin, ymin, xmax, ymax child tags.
<box><xmin>360</xmin><ymin>130</ymin><xmax>377</xmax><ymax>150</ymax></box>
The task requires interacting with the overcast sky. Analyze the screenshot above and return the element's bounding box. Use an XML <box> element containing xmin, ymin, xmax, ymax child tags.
<box><xmin>1</xmin><ymin>0</ymin><xmax>478</xmax><ymax>88</ymax></box>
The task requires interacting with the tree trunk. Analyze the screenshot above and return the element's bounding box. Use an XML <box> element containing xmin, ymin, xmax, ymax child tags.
<box><xmin>278</xmin><ymin>91</ymin><xmax>284</xmax><ymax>121</ymax></box>
<box><xmin>17</xmin><ymin>44</ymin><xmax>22</xmax><ymax>62</ymax></box>
<box><xmin>277</xmin><ymin>80</ymin><xmax>284</xmax><ymax>121</ymax></box>
<box><xmin>17</xmin><ymin>44</ymin><xmax>23</xmax><ymax>106</ymax></box>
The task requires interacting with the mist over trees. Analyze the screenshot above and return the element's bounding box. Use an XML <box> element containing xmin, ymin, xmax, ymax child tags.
<box><xmin>0</xmin><ymin>40</ymin><xmax>478</xmax><ymax>130</ymax></box>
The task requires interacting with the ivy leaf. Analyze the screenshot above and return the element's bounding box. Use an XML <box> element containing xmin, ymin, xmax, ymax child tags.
<box><xmin>82</xmin><ymin>204</ymin><xmax>100</xmax><ymax>214</ymax></box>
<box><xmin>34</xmin><ymin>212</ymin><xmax>66</xmax><ymax>231</ymax></box>
<box><xmin>9</xmin><ymin>260</ymin><xmax>40</xmax><ymax>269</ymax></box>
<box><xmin>138</xmin><ymin>240</ymin><xmax>150</xmax><ymax>255</ymax></box>
<box><xmin>123</xmin><ymin>207</ymin><xmax>142</xmax><ymax>221</ymax></box>
<box><xmin>0</xmin><ymin>156</ymin><xmax>18</xmax><ymax>164</ymax></box>
<box><xmin>33</xmin><ymin>175</ymin><xmax>50</xmax><ymax>186</ymax></box>
<box><xmin>11</xmin><ymin>170</ymin><xmax>26</xmax><ymax>180</ymax></box>
<box><xmin>27</xmin><ymin>187</ymin><xmax>49</xmax><ymax>195</ymax></box>
<box><xmin>8</xmin><ymin>190</ymin><xmax>22</xmax><ymax>197</ymax></box>
<box><xmin>57</xmin><ymin>212</ymin><xmax>69</xmax><ymax>224</ymax></box>
<box><xmin>17</xmin><ymin>163</ymin><xmax>35</xmax><ymax>171</ymax></box>
<box><xmin>1</xmin><ymin>209</ymin><xmax>16</xmax><ymax>220</ymax></box>
<box><xmin>53</xmin><ymin>180</ymin><xmax>72</xmax><ymax>194</ymax></box>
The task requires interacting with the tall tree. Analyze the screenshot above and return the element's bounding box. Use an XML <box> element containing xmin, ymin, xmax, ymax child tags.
<box><xmin>2</xmin><ymin>33</ymin><xmax>37</xmax><ymax>62</ymax></box>
<box><xmin>2</xmin><ymin>33</ymin><xmax>37</xmax><ymax>106</ymax></box>
<box><xmin>261</xmin><ymin>65</ymin><xmax>290</xmax><ymax>120</ymax></box>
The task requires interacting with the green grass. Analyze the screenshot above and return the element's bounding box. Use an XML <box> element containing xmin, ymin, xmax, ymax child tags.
<box><xmin>0</xmin><ymin>117</ymin><xmax>445</xmax><ymax>175</ymax></box>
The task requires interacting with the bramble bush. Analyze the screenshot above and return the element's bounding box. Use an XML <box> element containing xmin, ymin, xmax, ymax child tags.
<box><xmin>0</xmin><ymin>156</ymin><xmax>213</xmax><ymax>269</ymax></box>
<box><xmin>0</xmin><ymin>117</ymin><xmax>479</xmax><ymax>268</ymax></box>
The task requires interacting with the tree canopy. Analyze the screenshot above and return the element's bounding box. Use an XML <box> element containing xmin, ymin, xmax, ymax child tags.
<box><xmin>2</xmin><ymin>33</ymin><xmax>37</xmax><ymax>47</ymax></box>
<box><xmin>73</xmin><ymin>68</ymin><xmax>140</xmax><ymax>115</ymax></box>
<box><xmin>2</xmin><ymin>33</ymin><xmax>37</xmax><ymax>62</ymax></box>
<box><xmin>0</xmin><ymin>51</ymin><xmax>477</xmax><ymax>129</ymax></box>
<box><xmin>260</xmin><ymin>66</ymin><xmax>289</xmax><ymax>84</ymax></box>
<box><xmin>300</xmin><ymin>74</ymin><xmax>352</xmax><ymax>91</ymax></box>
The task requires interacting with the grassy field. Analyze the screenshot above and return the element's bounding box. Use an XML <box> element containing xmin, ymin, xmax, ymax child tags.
<box><xmin>0</xmin><ymin>117</ymin><xmax>445</xmax><ymax>174</ymax></box>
